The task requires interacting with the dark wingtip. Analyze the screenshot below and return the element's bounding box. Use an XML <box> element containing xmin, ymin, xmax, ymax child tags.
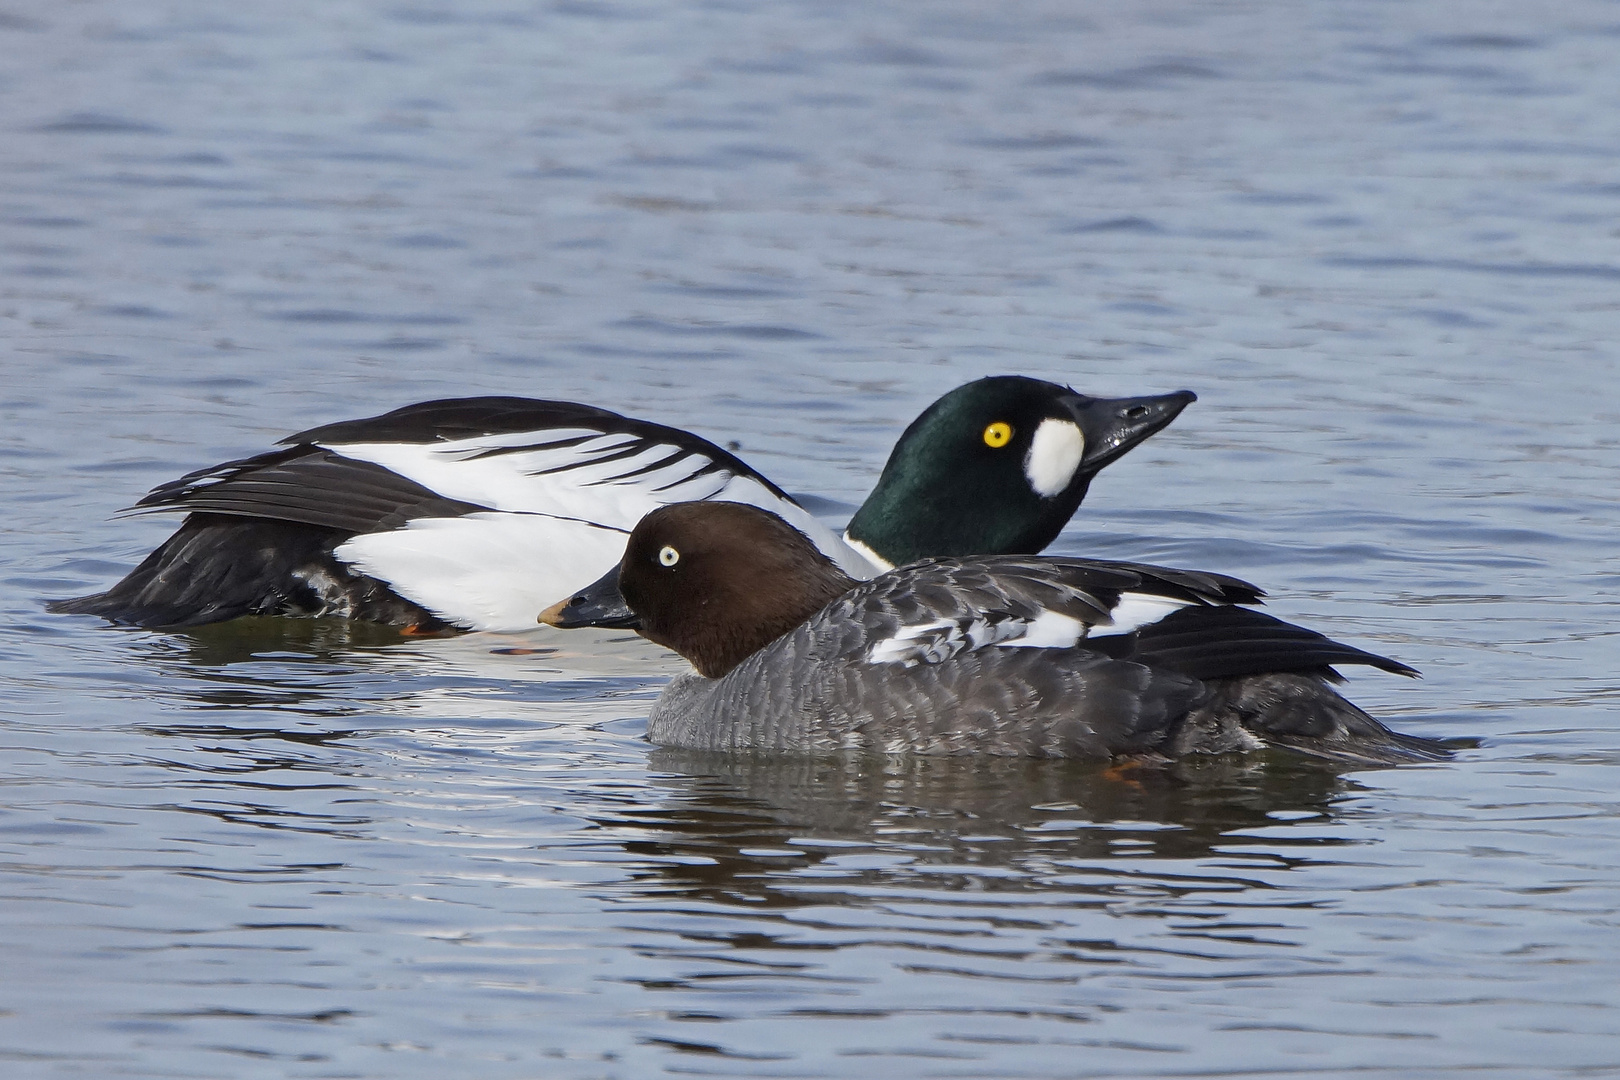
<box><xmin>44</xmin><ymin>595</ymin><xmax>99</xmax><ymax>616</ymax></box>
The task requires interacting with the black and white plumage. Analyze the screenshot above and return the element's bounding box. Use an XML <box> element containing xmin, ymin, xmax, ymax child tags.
<box><xmin>553</xmin><ymin>502</ymin><xmax>1452</xmax><ymax>765</ymax></box>
<box><xmin>50</xmin><ymin>379</ymin><xmax>1196</xmax><ymax>633</ymax></box>
<box><xmin>50</xmin><ymin>398</ymin><xmax>873</xmax><ymax>632</ymax></box>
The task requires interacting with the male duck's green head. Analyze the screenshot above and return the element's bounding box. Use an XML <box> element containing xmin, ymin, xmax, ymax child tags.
<box><xmin>844</xmin><ymin>376</ymin><xmax>1195</xmax><ymax>568</ymax></box>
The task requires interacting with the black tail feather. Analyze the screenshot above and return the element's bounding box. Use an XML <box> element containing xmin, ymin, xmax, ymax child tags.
<box><xmin>47</xmin><ymin>514</ymin><xmax>443</xmax><ymax>630</ymax></box>
<box><xmin>1178</xmin><ymin>672</ymin><xmax>1451</xmax><ymax>766</ymax></box>
<box><xmin>1117</xmin><ymin>604</ymin><xmax>1418</xmax><ymax>681</ymax></box>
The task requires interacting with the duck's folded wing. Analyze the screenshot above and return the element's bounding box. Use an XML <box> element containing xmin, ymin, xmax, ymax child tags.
<box><xmin>1071</xmin><ymin>558</ymin><xmax>1267</xmax><ymax>606</ymax></box>
<box><xmin>842</xmin><ymin>556</ymin><xmax>1268</xmax><ymax>668</ymax></box>
<box><xmin>127</xmin><ymin>397</ymin><xmax>868</xmax><ymax>629</ymax></box>
<box><xmin>287</xmin><ymin>395</ymin><xmax>792</xmax><ymax>507</ymax></box>
<box><xmin>284</xmin><ymin>396</ymin><xmax>759</xmax><ymax>459</ymax></box>
<box><xmin>318</xmin><ymin>406</ymin><xmax>875</xmax><ymax>576</ymax></box>
<box><xmin>130</xmin><ymin>395</ymin><xmax>827</xmax><ymax>538</ymax></box>
<box><xmin>132</xmin><ymin>447</ymin><xmax>490</xmax><ymax>533</ymax></box>
<box><xmin>1090</xmin><ymin>604</ymin><xmax>1419</xmax><ymax>680</ymax></box>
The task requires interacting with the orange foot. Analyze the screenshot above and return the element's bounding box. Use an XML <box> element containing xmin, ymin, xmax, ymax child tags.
<box><xmin>1101</xmin><ymin>758</ymin><xmax>1149</xmax><ymax>787</ymax></box>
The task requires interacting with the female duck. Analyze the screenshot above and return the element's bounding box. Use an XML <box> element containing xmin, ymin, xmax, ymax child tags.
<box><xmin>550</xmin><ymin>502</ymin><xmax>1453</xmax><ymax>765</ymax></box>
<box><xmin>50</xmin><ymin>378</ymin><xmax>1191</xmax><ymax>632</ymax></box>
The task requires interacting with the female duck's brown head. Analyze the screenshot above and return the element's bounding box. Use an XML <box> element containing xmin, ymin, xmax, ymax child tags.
<box><xmin>615</xmin><ymin>502</ymin><xmax>857</xmax><ymax>678</ymax></box>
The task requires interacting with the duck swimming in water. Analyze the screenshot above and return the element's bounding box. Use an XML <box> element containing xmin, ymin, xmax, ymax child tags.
<box><xmin>544</xmin><ymin>502</ymin><xmax>1452</xmax><ymax>765</ymax></box>
<box><xmin>49</xmin><ymin>378</ymin><xmax>1193</xmax><ymax>633</ymax></box>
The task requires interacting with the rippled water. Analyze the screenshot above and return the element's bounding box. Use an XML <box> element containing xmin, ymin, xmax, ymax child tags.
<box><xmin>4</xmin><ymin>1</ymin><xmax>1619</xmax><ymax>1076</ymax></box>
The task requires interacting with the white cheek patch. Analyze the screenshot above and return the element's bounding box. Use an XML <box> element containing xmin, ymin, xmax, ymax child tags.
<box><xmin>1023</xmin><ymin>419</ymin><xmax>1085</xmax><ymax>498</ymax></box>
<box><xmin>1088</xmin><ymin>593</ymin><xmax>1192</xmax><ymax>636</ymax></box>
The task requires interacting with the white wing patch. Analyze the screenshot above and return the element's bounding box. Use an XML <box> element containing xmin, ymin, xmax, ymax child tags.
<box><xmin>868</xmin><ymin>615</ymin><xmax>1024</xmax><ymax>666</ymax></box>
<box><xmin>1023</xmin><ymin>418</ymin><xmax>1085</xmax><ymax>498</ymax></box>
<box><xmin>866</xmin><ymin>610</ymin><xmax>1083</xmax><ymax>667</ymax></box>
<box><xmin>996</xmin><ymin>609</ymin><xmax>1087</xmax><ymax>649</ymax></box>
<box><xmin>1088</xmin><ymin>593</ymin><xmax>1192</xmax><ymax>636</ymax></box>
<box><xmin>864</xmin><ymin>591</ymin><xmax>1195</xmax><ymax>667</ymax></box>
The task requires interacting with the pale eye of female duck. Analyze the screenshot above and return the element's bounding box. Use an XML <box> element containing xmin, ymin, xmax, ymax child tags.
<box><xmin>982</xmin><ymin>421</ymin><xmax>1013</xmax><ymax>448</ymax></box>
<box><xmin>658</xmin><ymin>545</ymin><xmax>680</xmax><ymax>567</ymax></box>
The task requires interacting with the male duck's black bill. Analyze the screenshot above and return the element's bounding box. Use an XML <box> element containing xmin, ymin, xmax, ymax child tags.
<box><xmin>1068</xmin><ymin>389</ymin><xmax>1196</xmax><ymax>472</ymax></box>
<box><xmin>539</xmin><ymin>565</ymin><xmax>641</xmax><ymax>630</ymax></box>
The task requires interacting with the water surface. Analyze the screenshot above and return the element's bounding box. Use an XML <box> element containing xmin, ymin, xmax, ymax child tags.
<box><xmin>3</xmin><ymin>1</ymin><xmax>1619</xmax><ymax>1077</ymax></box>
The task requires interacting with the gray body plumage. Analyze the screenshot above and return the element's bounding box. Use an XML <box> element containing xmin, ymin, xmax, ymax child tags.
<box><xmin>650</xmin><ymin>645</ymin><xmax>1205</xmax><ymax>757</ymax></box>
<box><xmin>645</xmin><ymin>555</ymin><xmax>1449</xmax><ymax>765</ymax></box>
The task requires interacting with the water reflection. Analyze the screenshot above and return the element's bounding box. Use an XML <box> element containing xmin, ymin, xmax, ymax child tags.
<box><xmin>131</xmin><ymin>616</ymin><xmax>423</xmax><ymax>668</ymax></box>
<box><xmin>106</xmin><ymin>617</ymin><xmax>676</xmax><ymax>722</ymax></box>
<box><xmin>101</xmin><ymin>618</ymin><xmax>417</xmax><ymax>720</ymax></box>
<box><xmin>609</xmin><ymin>751</ymin><xmax>1370</xmax><ymax>909</ymax></box>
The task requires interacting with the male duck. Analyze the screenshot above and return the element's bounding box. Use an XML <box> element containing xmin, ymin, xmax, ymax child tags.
<box><xmin>49</xmin><ymin>377</ymin><xmax>1193</xmax><ymax>633</ymax></box>
<box><xmin>544</xmin><ymin>502</ymin><xmax>1452</xmax><ymax>765</ymax></box>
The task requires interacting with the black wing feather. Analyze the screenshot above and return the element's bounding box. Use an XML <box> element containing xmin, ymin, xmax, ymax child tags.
<box><xmin>1079</xmin><ymin>559</ymin><xmax>1268</xmax><ymax>606</ymax></box>
<box><xmin>126</xmin><ymin>395</ymin><xmax>798</xmax><ymax>535</ymax></box>
<box><xmin>45</xmin><ymin>515</ymin><xmax>442</xmax><ymax>628</ymax></box>
<box><xmin>131</xmin><ymin>448</ymin><xmax>489</xmax><ymax>534</ymax></box>
<box><xmin>285</xmin><ymin>396</ymin><xmax>634</xmax><ymax>444</ymax></box>
<box><xmin>283</xmin><ymin>396</ymin><xmax>793</xmax><ymax>501</ymax></box>
<box><xmin>1098</xmin><ymin>604</ymin><xmax>1418</xmax><ymax>680</ymax></box>
<box><xmin>886</xmin><ymin>555</ymin><xmax>1263</xmax><ymax>611</ymax></box>
<box><xmin>844</xmin><ymin>556</ymin><xmax>1409</xmax><ymax>681</ymax></box>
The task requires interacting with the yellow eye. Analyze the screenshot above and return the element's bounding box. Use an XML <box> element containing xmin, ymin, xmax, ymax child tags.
<box><xmin>983</xmin><ymin>421</ymin><xmax>1013</xmax><ymax>448</ymax></box>
<box><xmin>658</xmin><ymin>545</ymin><xmax>680</xmax><ymax>567</ymax></box>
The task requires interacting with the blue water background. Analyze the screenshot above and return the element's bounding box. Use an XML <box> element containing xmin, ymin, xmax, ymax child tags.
<box><xmin>2</xmin><ymin>2</ymin><xmax>1618</xmax><ymax>1077</ymax></box>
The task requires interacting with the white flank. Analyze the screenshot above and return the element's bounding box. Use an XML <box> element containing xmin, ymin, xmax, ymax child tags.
<box><xmin>998</xmin><ymin>609</ymin><xmax>1087</xmax><ymax>649</ymax></box>
<box><xmin>1023</xmin><ymin>418</ymin><xmax>1085</xmax><ymax>498</ymax></box>
<box><xmin>335</xmin><ymin>513</ymin><xmax>632</xmax><ymax>632</ymax></box>
<box><xmin>1088</xmin><ymin>593</ymin><xmax>1193</xmax><ymax>636</ymax></box>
